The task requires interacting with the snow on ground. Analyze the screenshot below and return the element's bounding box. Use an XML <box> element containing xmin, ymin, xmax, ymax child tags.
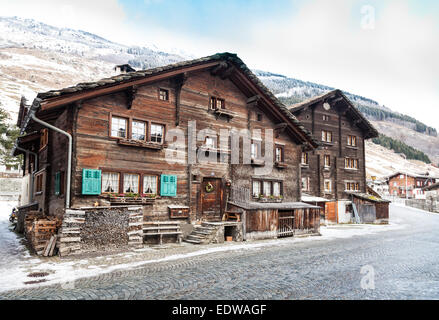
<box><xmin>365</xmin><ymin>140</ymin><xmax>439</xmax><ymax>179</ymax></box>
<box><xmin>0</xmin><ymin>200</ymin><xmax>409</xmax><ymax>293</ymax></box>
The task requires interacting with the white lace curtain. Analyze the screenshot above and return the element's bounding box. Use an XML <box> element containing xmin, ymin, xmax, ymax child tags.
<box><xmin>102</xmin><ymin>172</ymin><xmax>119</xmax><ymax>193</ymax></box>
<box><xmin>143</xmin><ymin>175</ymin><xmax>157</xmax><ymax>194</ymax></box>
<box><xmin>123</xmin><ymin>174</ymin><xmax>139</xmax><ymax>193</ymax></box>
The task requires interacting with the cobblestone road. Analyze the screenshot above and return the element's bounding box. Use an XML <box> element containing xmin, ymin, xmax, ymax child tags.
<box><xmin>1</xmin><ymin>204</ymin><xmax>439</xmax><ymax>300</ymax></box>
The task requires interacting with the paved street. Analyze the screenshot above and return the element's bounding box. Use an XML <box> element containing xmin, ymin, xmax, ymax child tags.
<box><xmin>1</xmin><ymin>204</ymin><xmax>439</xmax><ymax>300</ymax></box>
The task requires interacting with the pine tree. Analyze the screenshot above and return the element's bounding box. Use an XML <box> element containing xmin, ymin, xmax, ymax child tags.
<box><xmin>0</xmin><ymin>102</ymin><xmax>21</xmax><ymax>167</ymax></box>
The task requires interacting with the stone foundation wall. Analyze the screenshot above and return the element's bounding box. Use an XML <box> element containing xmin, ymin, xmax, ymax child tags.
<box><xmin>210</xmin><ymin>223</ymin><xmax>243</xmax><ymax>244</ymax></box>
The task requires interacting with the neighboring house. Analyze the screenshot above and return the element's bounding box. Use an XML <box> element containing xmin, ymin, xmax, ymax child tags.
<box><xmin>289</xmin><ymin>89</ymin><xmax>380</xmax><ymax>224</ymax></box>
<box><xmin>422</xmin><ymin>182</ymin><xmax>439</xmax><ymax>197</ymax></box>
<box><xmin>12</xmin><ymin>53</ymin><xmax>321</xmax><ymax>255</ymax></box>
<box><xmin>367</xmin><ymin>178</ymin><xmax>389</xmax><ymax>197</ymax></box>
<box><xmin>388</xmin><ymin>172</ymin><xmax>438</xmax><ymax>199</ymax></box>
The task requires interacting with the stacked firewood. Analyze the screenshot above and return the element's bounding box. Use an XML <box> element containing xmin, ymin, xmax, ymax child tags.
<box><xmin>24</xmin><ymin>212</ymin><xmax>61</xmax><ymax>256</ymax></box>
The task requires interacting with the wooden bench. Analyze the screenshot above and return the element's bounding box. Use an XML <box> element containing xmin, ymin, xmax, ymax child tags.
<box><xmin>143</xmin><ymin>221</ymin><xmax>182</xmax><ymax>245</ymax></box>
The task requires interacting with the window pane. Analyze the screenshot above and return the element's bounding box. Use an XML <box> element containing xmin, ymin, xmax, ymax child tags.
<box><xmin>251</xmin><ymin>143</ymin><xmax>257</xmax><ymax>159</ymax></box>
<box><xmin>132</xmin><ymin>120</ymin><xmax>146</xmax><ymax>141</ymax></box>
<box><xmin>252</xmin><ymin>181</ymin><xmax>260</xmax><ymax>197</ymax></box>
<box><xmin>102</xmin><ymin>172</ymin><xmax>119</xmax><ymax>193</ymax></box>
<box><xmin>273</xmin><ymin>182</ymin><xmax>280</xmax><ymax>196</ymax></box>
<box><xmin>111</xmin><ymin>117</ymin><xmax>127</xmax><ymax>138</ymax></box>
<box><xmin>159</xmin><ymin>89</ymin><xmax>169</xmax><ymax>101</ymax></box>
<box><xmin>263</xmin><ymin>181</ymin><xmax>271</xmax><ymax>196</ymax></box>
<box><xmin>123</xmin><ymin>174</ymin><xmax>139</xmax><ymax>193</ymax></box>
<box><xmin>275</xmin><ymin>147</ymin><xmax>282</xmax><ymax>162</ymax></box>
<box><xmin>143</xmin><ymin>175</ymin><xmax>157</xmax><ymax>194</ymax></box>
<box><xmin>150</xmin><ymin>124</ymin><xmax>164</xmax><ymax>144</ymax></box>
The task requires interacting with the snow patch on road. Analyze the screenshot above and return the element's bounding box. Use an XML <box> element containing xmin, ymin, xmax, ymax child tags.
<box><xmin>0</xmin><ymin>200</ymin><xmax>408</xmax><ymax>293</ymax></box>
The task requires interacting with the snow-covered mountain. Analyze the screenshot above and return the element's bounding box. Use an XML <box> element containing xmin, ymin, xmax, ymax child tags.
<box><xmin>0</xmin><ymin>15</ymin><xmax>438</xmax><ymax>171</ymax></box>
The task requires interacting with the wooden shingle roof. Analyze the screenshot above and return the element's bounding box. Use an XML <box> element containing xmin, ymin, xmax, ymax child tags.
<box><xmin>29</xmin><ymin>52</ymin><xmax>319</xmax><ymax>148</ymax></box>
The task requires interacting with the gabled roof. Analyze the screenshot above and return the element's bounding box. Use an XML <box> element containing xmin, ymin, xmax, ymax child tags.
<box><xmin>18</xmin><ymin>52</ymin><xmax>319</xmax><ymax>149</ymax></box>
<box><xmin>422</xmin><ymin>182</ymin><xmax>439</xmax><ymax>191</ymax></box>
<box><xmin>387</xmin><ymin>171</ymin><xmax>439</xmax><ymax>180</ymax></box>
<box><xmin>289</xmin><ymin>89</ymin><xmax>379</xmax><ymax>139</ymax></box>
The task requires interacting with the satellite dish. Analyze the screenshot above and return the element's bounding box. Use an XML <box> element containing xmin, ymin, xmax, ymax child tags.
<box><xmin>323</xmin><ymin>102</ymin><xmax>331</xmax><ymax>110</ymax></box>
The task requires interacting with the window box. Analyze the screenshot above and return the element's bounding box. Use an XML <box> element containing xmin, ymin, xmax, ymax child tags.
<box><xmin>214</xmin><ymin>108</ymin><xmax>236</xmax><ymax>120</ymax></box>
<box><xmin>257</xmin><ymin>195</ymin><xmax>283</xmax><ymax>203</ymax></box>
<box><xmin>101</xmin><ymin>193</ymin><xmax>158</xmax><ymax>204</ymax></box>
<box><xmin>251</xmin><ymin>158</ymin><xmax>265</xmax><ymax>166</ymax></box>
<box><xmin>275</xmin><ymin>161</ymin><xmax>288</xmax><ymax>169</ymax></box>
<box><xmin>197</xmin><ymin>145</ymin><xmax>231</xmax><ymax>155</ymax></box>
<box><xmin>117</xmin><ymin>138</ymin><xmax>165</xmax><ymax>149</ymax></box>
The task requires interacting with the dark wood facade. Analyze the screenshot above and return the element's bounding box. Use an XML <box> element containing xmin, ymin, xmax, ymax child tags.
<box><xmin>290</xmin><ymin>90</ymin><xmax>378</xmax><ymax>202</ymax></box>
<box><xmin>14</xmin><ymin>53</ymin><xmax>319</xmax><ymax>235</ymax></box>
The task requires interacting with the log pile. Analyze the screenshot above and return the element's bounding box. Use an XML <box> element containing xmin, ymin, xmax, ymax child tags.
<box><xmin>24</xmin><ymin>211</ymin><xmax>61</xmax><ymax>256</ymax></box>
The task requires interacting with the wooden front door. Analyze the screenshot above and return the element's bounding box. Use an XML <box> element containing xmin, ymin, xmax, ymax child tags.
<box><xmin>201</xmin><ymin>178</ymin><xmax>223</xmax><ymax>221</ymax></box>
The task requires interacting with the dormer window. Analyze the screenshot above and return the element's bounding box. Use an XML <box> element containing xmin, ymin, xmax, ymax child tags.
<box><xmin>210</xmin><ymin>97</ymin><xmax>225</xmax><ymax>110</ymax></box>
<box><xmin>159</xmin><ymin>88</ymin><xmax>169</xmax><ymax>101</ymax></box>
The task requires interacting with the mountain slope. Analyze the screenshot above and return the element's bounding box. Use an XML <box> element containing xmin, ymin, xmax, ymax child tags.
<box><xmin>0</xmin><ymin>16</ymin><xmax>437</xmax><ymax>175</ymax></box>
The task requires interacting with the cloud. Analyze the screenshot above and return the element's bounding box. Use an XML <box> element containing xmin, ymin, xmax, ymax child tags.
<box><xmin>234</xmin><ymin>0</ymin><xmax>439</xmax><ymax>129</ymax></box>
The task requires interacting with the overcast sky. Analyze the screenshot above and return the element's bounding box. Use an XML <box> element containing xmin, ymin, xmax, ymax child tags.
<box><xmin>1</xmin><ymin>0</ymin><xmax>438</xmax><ymax>130</ymax></box>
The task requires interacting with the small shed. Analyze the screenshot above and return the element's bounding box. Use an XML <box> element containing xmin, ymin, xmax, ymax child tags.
<box><xmin>350</xmin><ymin>193</ymin><xmax>390</xmax><ymax>224</ymax></box>
<box><xmin>228</xmin><ymin>201</ymin><xmax>321</xmax><ymax>240</ymax></box>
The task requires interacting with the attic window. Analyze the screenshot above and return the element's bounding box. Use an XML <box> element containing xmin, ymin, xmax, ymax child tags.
<box><xmin>210</xmin><ymin>97</ymin><xmax>225</xmax><ymax>110</ymax></box>
<box><xmin>257</xmin><ymin>113</ymin><xmax>263</xmax><ymax>122</ymax></box>
<box><xmin>159</xmin><ymin>88</ymin><xmax>169</xmax><ymax>101</ymax></box>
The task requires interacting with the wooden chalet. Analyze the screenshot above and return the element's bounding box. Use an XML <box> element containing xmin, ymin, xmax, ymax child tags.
<box><xmin>388</xmin><ymin>172</ymin><xmax>438</xmax><ymax>199</ymax></box>
<box><xmin>289</xmin><ymin>89</ymin><xmax>385</xmax><ymax>224</ymax></box>
<box><xmin>13</xmin><ymin>53</ymin><xmax>321</xmax><ymax>255</ymax></box>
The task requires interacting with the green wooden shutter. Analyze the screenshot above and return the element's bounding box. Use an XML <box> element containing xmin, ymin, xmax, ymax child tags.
<box><xmin>82</xmin><ymin>169</ymin><xmax>102</xmax><ymax>195</ymax></box>
<box><xmin>55</xmin><ymin>172</ymin><xmax>60</xmax><ymax>195</ymax></box>
<box><xmin>160</xmin><ymin>174</ymin><xmax>177</xmax><ymax>197</ymax></box>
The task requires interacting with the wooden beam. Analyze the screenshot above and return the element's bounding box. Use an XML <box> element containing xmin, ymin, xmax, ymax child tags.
<box><xmin>125</xmin><ymin>85</ymin><xmax>138</xmax><ymax>109</ymax></box>
<box><xmin>173</xmin><ymin>73</ymin><xmax>188</xmax><ymax>126</ymax></box>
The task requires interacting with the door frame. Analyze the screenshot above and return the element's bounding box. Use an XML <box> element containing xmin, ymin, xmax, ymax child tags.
<box><xmin>199</xmin><ymin>177</ymin><xmax>224</xmax><ymax>221</ymax></box>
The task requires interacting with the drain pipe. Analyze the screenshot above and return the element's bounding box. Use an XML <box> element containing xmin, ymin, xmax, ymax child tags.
<box><xmin>30</xmin><ymin>114</ymin><xmax>72</xmax><ymax>208</ymax></box>
<box><xmin>15</xmin><ymin>146</ymin><xmax>38</xmax><ymax>203</ymax></box>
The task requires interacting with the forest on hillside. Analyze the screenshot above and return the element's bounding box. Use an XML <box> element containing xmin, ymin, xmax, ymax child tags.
<box><xmin>372</xmin><ymin>134</ymin><xmax>432</xmax><ymax>164</ymax></box>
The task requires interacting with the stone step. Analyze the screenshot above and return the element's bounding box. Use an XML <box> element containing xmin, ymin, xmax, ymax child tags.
<box><xmin>183</xmin><ymin>238</ymin><xmax>202</xmax><ymax>244</ymax></box>
<box><xmin>193</xmin><ymin>230</ymin><xmax>212</xmax><ymax>236</ymax></box>
<box><xmin>187</xmin><ymin>234</ymin><xmax>205</xmax><ymax>241</ymax></box>
<box><xmin>194</xmin><ymin>227</ymin><xmax>217</xmax><ymax>233</ymax></box>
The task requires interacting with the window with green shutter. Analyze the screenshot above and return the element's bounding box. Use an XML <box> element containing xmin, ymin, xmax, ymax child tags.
<box><xmin>55</xmin><ymin>171</ymin><xmax>61</xmax><ymax>195</ymax></box>
<box><xmin>160</xmin><ymin>174</ymin><xmax>177</xmax><ymax>197</ymax></box>
<box><xmin>82</xmin><ymin>169</ymin><xmax>102</xmax><ymax>195</ymax></box>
